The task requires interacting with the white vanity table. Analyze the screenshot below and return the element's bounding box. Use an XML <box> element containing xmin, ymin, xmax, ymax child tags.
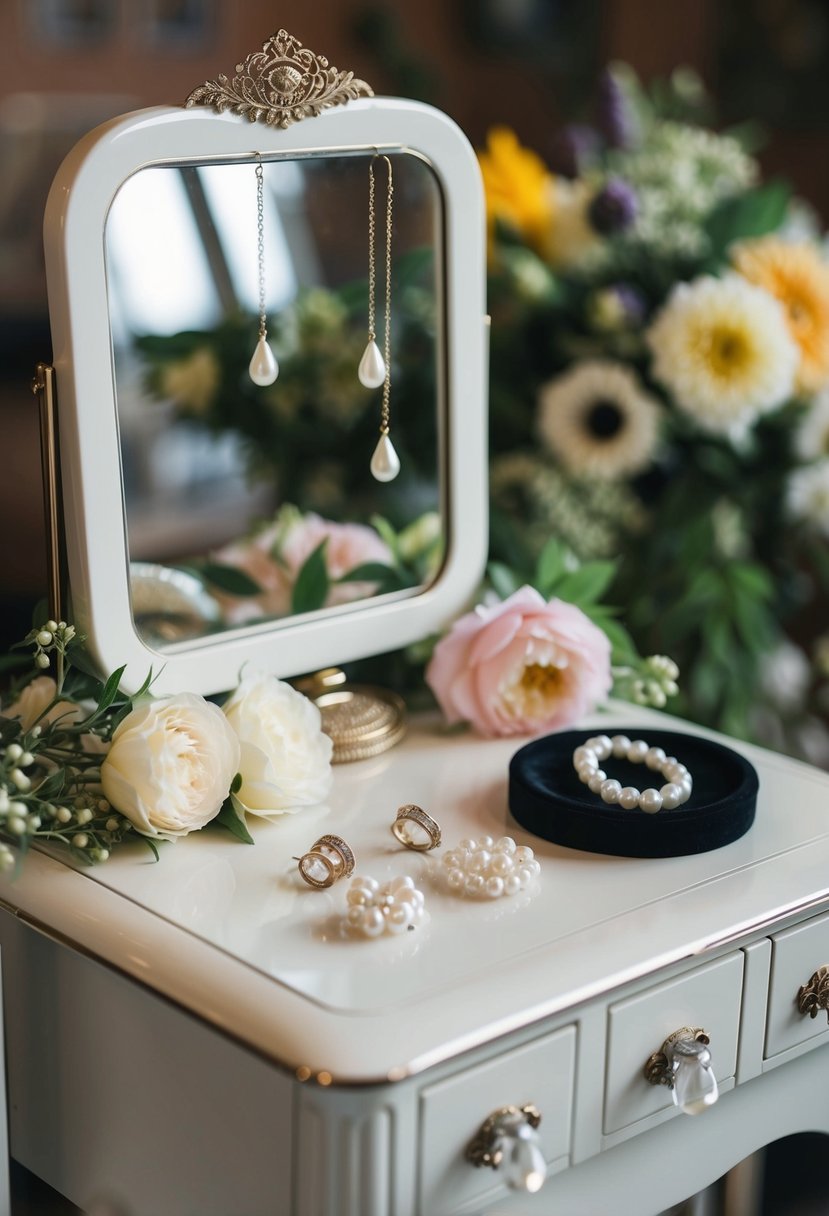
<box><xmin>11</xmin><ymin>28</ymin><xmax>829</xmax><ymax>1215</ymax></box>
<box><xmin>3</xmin><ymin>704</ymin><xmax>829</xmax><ymax>1215</ymax></box>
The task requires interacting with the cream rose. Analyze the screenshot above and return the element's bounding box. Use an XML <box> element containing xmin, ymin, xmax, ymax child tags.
<box><xmin>223</xmin><ymin>671</ymin><xmax>332</xmax><ymax>818</ymax></box>
<box><xmin>3</xmin><ymin>676</ymin><xmax>73</xmax><ymax>730</ymax></box>
<box><xmin>100</xmin><ymin>693</ymin><xmax>240</xmax><ymax>840</ymax></box>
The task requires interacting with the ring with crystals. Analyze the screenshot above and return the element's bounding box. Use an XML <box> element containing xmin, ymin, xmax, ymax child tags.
<box><xmin>391</xmin><ymin>804</ymin><xmax>442</xmax><ymax>852</ymax></box>
<box><xmin>573</xmin><ymin>734</ymin><xmax>693</xmax><ymax>815</ymax></box>
<box><xmin>294</xmin><ymin>834</ymin><xmax>356</xmax><ymax>888</ymax></box>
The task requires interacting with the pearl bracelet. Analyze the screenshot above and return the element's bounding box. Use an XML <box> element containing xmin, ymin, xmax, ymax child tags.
<box><xmin>573</xmin><ymin>734</ymin><xmax>693</xmax><ymax>814</ymax></box>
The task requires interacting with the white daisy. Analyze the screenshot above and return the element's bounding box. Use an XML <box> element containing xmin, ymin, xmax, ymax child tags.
<box><xmin>795</xmin><ymin>389</ymin><xmax>829</xmax><ymax>460</ymax></box>
<box><xmin>787</xmin><ymin>459</ymin><xmax>829</xmax><ymax>537</ymax></box>
<box><xmin>646</xmin><ymin>274</ymin><xmax>798</xmax><ymax>438</ymax></box>
<box><xmin>537</xmin><ymin>359</ymin><xmax>662</xmax><ymax>480</ymax></box>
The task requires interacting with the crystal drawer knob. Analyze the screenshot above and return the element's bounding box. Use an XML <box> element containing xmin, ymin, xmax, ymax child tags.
<box><xmin>644</xmin><ymin>1027</ymin><xmax>718</xmax><ymax>1116</ymax></box>
<box><xmin>465</xmin><ymin>1103</ymin><xmax>547</xmax><ymax>1193</ymax></box>
<box><xmin>797</xmin><ymin>966</ymin><xmax>829</xmax><ymax>1021</ymax></box>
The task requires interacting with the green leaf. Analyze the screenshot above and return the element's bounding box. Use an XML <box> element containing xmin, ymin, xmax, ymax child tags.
<box><xmin>230</xmin><ymin>772</ymin><xmax>243</xmax><ymax>795</ymax></box>
<box><xmin>338</xmin><ymin>562</ymin><xmax>406</xmax><ymax>587</ymax></box>
<box><xmin>213</xmin><ymin>797</ymin><xmax>255</xmax><ymax>844</ymax></box>
<box><xmin>137</xmin><ymin>834</ymin><xmax>160</xmax><ymax>862</ymax></box>
<box><xmin>92</xmin><ymin>665</ymin><xmax>127</xmax><ymax>715</ymax></box>
<box><xmin>369</xmin><ymin>514</ymin><xmax>402</xmax><ymax>563</ymax></box>
<box><xmin>704</xmin><ymin>181</ymin><xmax>790</xmax><ymax>261</ymax></box>
<box><xmin>534</xmin><ymin>539</ymin><xmax>570</xmax><ymax>596</ymax></box>
<box><xmin>291</xmin><ymin>539</ymin><xmax>330</xmax><ymax>615</ymax></box>
<box><xmin>487</xmin><ymin>561</ymin><xmax>521</xmax><ymax>600</ymax></box>
<box><xmin>200</xmin><ymin>563</ymin><xmax>262</xmax><ymax>597</ymax></box>
<box><xmin>553</xmin><ymin>562</ymin><xmax>617</xmax><ymax>607</ymax></box>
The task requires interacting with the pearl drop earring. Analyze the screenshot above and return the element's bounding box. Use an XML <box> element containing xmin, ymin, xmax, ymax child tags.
<box><xmin>249</xmin><ymin>154</ymin><xmax>279</xmax><ymax>387</ymax></box>
<box><xmin>360</xmin><ymin>154</ymin><xmax>400</xmax><ymax>482</ymax></box>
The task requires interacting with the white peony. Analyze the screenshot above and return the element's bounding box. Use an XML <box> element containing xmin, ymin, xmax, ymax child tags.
<box><xmin>101</xmin><ymin>693</ymin><xmax>240</xmax><ymax>840</ymax></box>
<box><xmin>647</xmin><ymin>274</ymin><xmax>798</xmax><ymax>437</ymax></box>
<box><xmin>223</xmin><ymin>671</ymin><xmax>332</xmax><ymax>818</ymax></box>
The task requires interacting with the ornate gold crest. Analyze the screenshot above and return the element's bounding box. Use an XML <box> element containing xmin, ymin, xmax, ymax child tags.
<box><xmin>184</xmin><ymin>29</ymin><xmax>374</xmax><ymax>129</ymax></box>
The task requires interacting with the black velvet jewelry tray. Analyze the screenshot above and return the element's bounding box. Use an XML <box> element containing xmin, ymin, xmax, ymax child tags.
<box><xmin>509</xmin><ymin>728</ymin><xmax>758</xmax><ymax>858</ymax></box>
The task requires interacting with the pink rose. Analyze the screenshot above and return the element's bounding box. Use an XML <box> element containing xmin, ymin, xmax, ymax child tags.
<box><xmin>425</xmin><ymin>586</ymin><xmax>612</xmax><ymax>737</ymax></box>
<box><xmin>279</xmin><ymin>514</ymin><xmax>393</xmax><ymax>607</ymax></box>
<box><xmin>212</xmin><ymin>530</ymin><xmax>292</xmax><ymax>625</ymax></box>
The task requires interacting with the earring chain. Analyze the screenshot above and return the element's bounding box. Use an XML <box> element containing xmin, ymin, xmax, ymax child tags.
<box><xmin>379</xmin><ymin>155</ymin><xmax>393</xmax><ymax>434</ymax></box>
<box><xmin>256</xmin><ymin>158</ymin><xmax>267</xmax><ymax>338</ymax></box>
<box><xmin>367</xmin><ymin>159</ymin><xmax>377</xmax><ymax>342</ymax></box>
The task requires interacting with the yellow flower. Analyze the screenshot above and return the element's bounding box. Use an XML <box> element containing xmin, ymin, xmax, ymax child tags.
<box><xmin>733</xmin><ymin>238</ymin><xmax>829</xmax><ymax>394</ymax></box>
<box><xmin>479</xmin><ymin>127</ymin><xmax>555</xmax><ymax>254</ymax></box>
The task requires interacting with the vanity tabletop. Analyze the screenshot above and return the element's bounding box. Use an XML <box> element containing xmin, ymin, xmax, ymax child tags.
<box><xmin>2</xmin><ymin>705</ymin><xmax>829</xmax><ymax>1083</ymax></box>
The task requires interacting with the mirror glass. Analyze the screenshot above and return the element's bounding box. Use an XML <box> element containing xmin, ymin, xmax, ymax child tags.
<box><xmin>104</xmin><ymin>151</ymin><xmax>443</xmax><ymax>649</ymax></box>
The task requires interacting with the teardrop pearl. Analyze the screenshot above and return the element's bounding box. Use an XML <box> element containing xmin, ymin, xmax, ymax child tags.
<box><xmin>358</xmin><ymin>340</ymin><xmax>386</xmax><ymax>389</ymax></box>
<box><xmin>370</xmin><ymin>433</ymin><xmax>400</xmax><ymax>482</ymax></box>
<box><xmin>249</xmin><ymin>335</ymin><xmax>278</xmax><ymax>386</ymax></box>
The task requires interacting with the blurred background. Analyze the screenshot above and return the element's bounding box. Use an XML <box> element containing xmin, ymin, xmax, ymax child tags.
<box><xmin>2</xmin><ymin>0</ymin><xmax>828</xmax><ymax>645</ymax></box>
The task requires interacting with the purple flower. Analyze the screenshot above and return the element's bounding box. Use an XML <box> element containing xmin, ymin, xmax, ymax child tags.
<box><xmin>597</xmin><ymin>68</ymin><xmax>636</xmax><ymax>150</ymax></box>
<box><xmin>612</xmin><ymin>284</ymin><xmax>646</xmax><ymax>326</ymax></box>
<box><xmin>548</xmin><ymin>124</ymin><xmax>599</xmax><ymax>179</ymax></box>
<box><xmin>588</xmin><ymin>179</ymin><xmax>638</xmax><ymax>235</ymax></box>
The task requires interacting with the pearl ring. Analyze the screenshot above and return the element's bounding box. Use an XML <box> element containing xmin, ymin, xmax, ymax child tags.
<box><xmin>391</xmin><ymin>804</ymin><xmax>442</xmax><ymax>851</ymax></box>
<box><xmin>573</xmin><ymin>734</ymin><xmax>693</xmax><ymax>814</ymax></box>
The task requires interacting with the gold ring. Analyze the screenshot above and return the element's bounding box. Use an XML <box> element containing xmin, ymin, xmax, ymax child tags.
<box><xmin>295</xmin><ymin>834</ymin><xmax>356</xmax><ymax>889</ymax></box>
<box><xmin>391</xmin><ymin>805</ymin><xmax>442</xmax><ymax>852</ymax></box>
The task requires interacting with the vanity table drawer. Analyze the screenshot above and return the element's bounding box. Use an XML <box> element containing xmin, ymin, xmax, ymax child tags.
<box><xmin>767</xmin><ymin>910</ymin><xmax>829</xmax><ymax>1058</ymax></box>
<box><xmin>418</xmin><ymin>1025</ymin><xmax>576</xmax><ymax>1216</ymax></box>
<box><xmin>604</xmin><ymin>953</ymin><xmax>743</xmax><ymax>1135</ymax></box>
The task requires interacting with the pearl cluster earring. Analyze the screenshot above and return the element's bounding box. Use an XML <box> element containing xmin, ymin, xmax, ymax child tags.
<box><xmin>573</xmin><ymin>734</ymin><xmax>693</xmax><ymax>814</ymax></box>
<box><xmin>440</xmin><ymin>835</ymin><xmax>540</xmax><ymax>900</ymax></box>
<box><xmin>344</xmin><ymin>874</ymin><xmax>426</xmax><ymax>937</ymax></box>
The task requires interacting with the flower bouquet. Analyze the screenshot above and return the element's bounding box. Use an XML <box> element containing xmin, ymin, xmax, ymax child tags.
<box><xmin>479</xmin><ymin>65</ymin><xmax>829</xmax><ymax>759</ymax></box>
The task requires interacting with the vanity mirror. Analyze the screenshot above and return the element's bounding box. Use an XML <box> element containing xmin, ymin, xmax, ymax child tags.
<box><xmin>42</xmin><ymin>31</ymin><xmax>487</xmax><ymax>695</ymax></box>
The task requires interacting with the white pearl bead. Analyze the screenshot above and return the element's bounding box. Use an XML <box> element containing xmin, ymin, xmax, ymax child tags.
<box><xmin>639</xmin><ymin>788</ymin><xmax>664</xmax><ymax>814</ymax></box>
<box><xmin>592</xmin><ymin>734</ymin><xmax>613</xmax><ymax>759</ymax></box>
<box><xmin>442</xmin><ymin>849</ymin><xmax>464</xmax><ymax>869</ymax></box>
<box><xmin>485</xmin><ymin>876</ymin><xmax>505</xmax><ymax>899</ymax></box>
<box><xmin>447</xmin><ymin>868</ymin><xmax>465</xmax><ymax>890</ymax></box>
<box><xmin>391</xmin><ymin>874</ymin><xmax>415</xmax><ymax>892</ymax></box>
<box><xmin>619</xmin><ymin>786</ymin><xmax>641</xmax><ymax>809</ymax></box>
<box><xmin>628</xmin><ymin>739</ymin><xmax>649</xmax><ymax>763</ymax></box>
<box><xmin>467</xmin><ymin>849</ymin><xmax>491</xmax><ymax>874</ymax></box>
<box><xmin>660</xmin><ymin>783</ymin><xmax>684</xmax><ymax>810</ymax></box>
<box><xmin>495</xmin><ymin>836</ymin><xmax>516</xmax><ymax>854</ymax></box>
<box><xmin>578</xmin><ymin>766</ymin><xmax>596</xmax><ymax>784</ymax></box>
<box><xmin>516</xmin><ymin>865</ymin><xmax>533</xmax><ymax>886</ymax></box>
<box><xmin>526</xmin><ymin>858</ymin><xmax>541</xmax><ymax>878</ymax></box>
<box><xmin>573</xmin><ymin>746</ymin><xmax>596</xmax><ymax>767</ymax></box>
<box><xmin>346</xmin><ymin>905</ymin><xmax>364</xmax><ymax>925</ymax></box>
<box><xmin>504</xmin><ymin>874</ymin><xmax>521</xmax><ymax>896</ymax></box>
<box><xmin>490</xmin><ymin>852</ymin><xmax>514</xmax><ymax>877</ymax></box>
<box><xmin>588</xmin><ymin>770</ymin><xmax>607</xmax><ymax>793</ymax></box>
<box><xmin>612</xmin><ymin>734</ymin><xmax>631</xmax><ymax>757</ymax></box>
<box><xmin>645</xmin><ymin>746</ymin><xmax>667</xmax><ymax>771</ymax></box>
<box><xmin>479</xmin><ymin>835</ymin><xmax>495</xmax><ymax>850</ymax></box>
<box><xmin>465</xmin><ymin>874</ymin><xmax>485</xmax><ymax>897</ymax></box>
<box><xmin>458</xmin><ymin>838</ymin><xmax>476</xmax><ymax>853</ymax></box>
<box><xmin>514</xmin><ymin>846</ymin><xmax>534</xmax><ymax>865</ymax></box>
<box><xmin>347</xmin><ymin>887</ymin><xmax>370</xmax><ymax>905</ymax></box>
<box><xmin>362</xmin><ymin>907</ymin><xmax>385</xmax><ymax>937</ymax></box>
<box><xmin>600</xmin><ymin>779</ymin><xmax>622</xmax><ymax>804</ymax></box>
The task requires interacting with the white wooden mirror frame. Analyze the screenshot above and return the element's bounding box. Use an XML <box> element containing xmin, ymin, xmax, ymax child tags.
<box><xmin>44</xmin><ymin>97</ymin><xmax>488</xmax><ymax>694</ymax></box>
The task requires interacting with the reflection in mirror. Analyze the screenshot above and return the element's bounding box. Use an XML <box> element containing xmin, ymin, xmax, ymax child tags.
<box><xmin>105</xmin><ymin>151</ymin><xmax>444</xmax><ymax>649</ymax></box>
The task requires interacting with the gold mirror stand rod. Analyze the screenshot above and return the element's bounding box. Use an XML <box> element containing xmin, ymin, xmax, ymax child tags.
<box><xmin>32</xmin><ymin>362</ymin><xmax>65</xmax><ymax>625</ymax></box>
